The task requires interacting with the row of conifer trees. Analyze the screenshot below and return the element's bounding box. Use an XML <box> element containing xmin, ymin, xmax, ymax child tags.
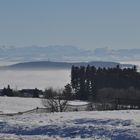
<box><xmin>71</xmin><ymin>65</ymin><xmax>140</xmax><ymax>100</ymax></box>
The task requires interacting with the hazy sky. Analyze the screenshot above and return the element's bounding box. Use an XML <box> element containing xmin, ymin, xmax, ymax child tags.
<box><xmin>0</xmin><ymin>0</ymin><xmax>140</xmax><ymax>49</ymax></box>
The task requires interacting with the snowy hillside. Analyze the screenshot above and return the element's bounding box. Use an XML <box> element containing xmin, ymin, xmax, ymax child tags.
<box><xmin>0</xmin><ymin>97</ymin><xmax>140</xmax><ymax>140</ymax></box>
<box><xmin>0</xmin><ymin>110</ymin><xmax>140</xmax><ymax>140</ymax></box>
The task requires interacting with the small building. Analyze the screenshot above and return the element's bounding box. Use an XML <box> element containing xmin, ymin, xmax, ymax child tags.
<box><xmin>19</xmin><ymin>88</ymin><xmax>43</xmax><ymax>98</ymax></box>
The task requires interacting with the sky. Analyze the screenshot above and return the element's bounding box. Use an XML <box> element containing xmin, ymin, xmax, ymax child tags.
<box><xmin>0</xmin><ymin>0</ymin><xmax>140</xmax><ymax>50</ymax></box>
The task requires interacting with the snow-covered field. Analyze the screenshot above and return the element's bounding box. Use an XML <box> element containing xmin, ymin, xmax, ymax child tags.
<box><xmin>0</xmin><ymin>97</ymin><xmax>140</xmax><ymax>140</ymax></box>
<box><xmin>0</xmin><ymin>97</ymin><xmax>43</xmax><ymax>113</ymax></box>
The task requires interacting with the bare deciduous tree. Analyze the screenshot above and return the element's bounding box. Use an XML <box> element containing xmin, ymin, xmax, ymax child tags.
<box><xmin>42</xmin><ymin>88</ymin><xmax>69</xmax><ymax>112</ymax></box>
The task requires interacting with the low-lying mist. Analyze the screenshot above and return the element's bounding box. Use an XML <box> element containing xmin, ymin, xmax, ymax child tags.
<box><xmin>0</xmin><ymin>69</ymin><xmax>70</xmax><ymax>90</ymax></box>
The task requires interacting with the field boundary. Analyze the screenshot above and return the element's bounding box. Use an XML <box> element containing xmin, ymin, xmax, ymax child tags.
<box><xmin>0</xmin><ymin>107</ymin><xmax>51</xmax><ymax>116</ymax></box>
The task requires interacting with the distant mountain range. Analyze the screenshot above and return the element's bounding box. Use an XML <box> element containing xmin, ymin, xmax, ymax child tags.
<box><xmin>0</xmin><ymin>61</ymin><xmax>133</xmax><ymax>70</ymax></box>
<box><xmin>0</xmin><ymin>45</ymin><xmax>140</xmax><ymax>62</ymax></box>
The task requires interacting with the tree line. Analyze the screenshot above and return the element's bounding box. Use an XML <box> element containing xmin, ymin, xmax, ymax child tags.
<box><xmin>71</xmin><ymin>65</ymin><xmax>140</xmax><ymax>101</ymax></box>
<box><xmin>1</xmin><ymin>65</ymin><xmax>140</xmax><ymax>110</ymax></box>
<box><xmin>1</xmin><ymin>85</ymin><xmax>40</xmax><ymax>97</ymax></box>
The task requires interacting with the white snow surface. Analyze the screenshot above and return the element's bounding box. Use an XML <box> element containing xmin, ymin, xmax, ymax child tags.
<box><xmin>0</xmin><ymin>97</ymin><xmax>43</xmax><ymax>113</ymax></box>
<box><xmin>0</xmin><ymin>97</ymin><xmax>140</xmax><ymax>140</ymax></box>
<box><xmin>67</xmin><ymin>100</ymin><xmax>89</xmax><ymax>106</ymax></box>
<box><xmin>0</xmin><ymin>97</ymin><xmax>89</xmax><ymax>114</ymax></box>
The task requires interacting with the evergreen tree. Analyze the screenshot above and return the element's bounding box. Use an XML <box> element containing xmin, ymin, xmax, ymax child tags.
<box><xmin>2</xmin><ymin>85</ymin><xmax>13</xmax><ymax>96</ymax></box>
<box><xmin>71</xmin><ymin>65</ymin><xmax>140</xmax><ymax>101</ymax></box>
<box><xmin>33</xmin><ymin>88</ymin><xmax>39</xmax><ymax>98</ymax></box>
<box><xmin>63</xmin><ymin>83</ymin><xmax>73</xmax><ymax>99</ymax></box>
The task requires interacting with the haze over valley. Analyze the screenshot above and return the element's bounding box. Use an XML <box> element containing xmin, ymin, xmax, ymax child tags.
<box><xmin>0</xmin><ymin>1</ymin><xmax>140</xmax><ymax>139</ymax></box>
<box><xmin>0</xmin><ymin>45</ymin><xmax>140</xmax><ymax>90</ymax></box>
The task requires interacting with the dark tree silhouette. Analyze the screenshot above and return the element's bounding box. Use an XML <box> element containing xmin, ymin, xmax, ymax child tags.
<box><xmin>71</xmin><ymin>65</ymin><xmax>140</xmax><ymax>101</ymax></box>
<box><xmin>33</xmin><ymin>88</ymin><xmax>39</xmax><ymax>98</ymax></box>
<box><xmin>2</xmin><ymin>85</ymin><xmax>14</xmax><ymax>96</ymax></box>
